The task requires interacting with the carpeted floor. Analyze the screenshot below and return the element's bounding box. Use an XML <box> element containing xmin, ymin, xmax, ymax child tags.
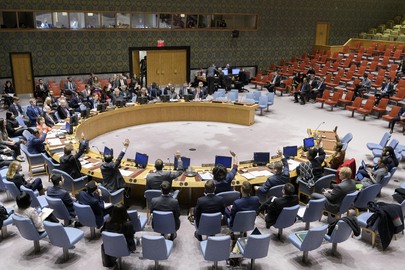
<box><xmin>0</xmin><ymin>85</ymin><xmax>404</xmax><ymax>270</ymax></box>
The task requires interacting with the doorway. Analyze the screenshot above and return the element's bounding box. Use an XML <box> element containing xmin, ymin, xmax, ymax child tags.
<box><xmin>129</xmin><ymin>46</ymin><xmax>190</xmax><ymax>87</ymax></box>
<box><xmin>10</xmin><ymin>52</ymin><xmax>34</xmax><ymax>95</ymax></box>
<box><xmin>315</xmin><ymin>22</ymin><xmax>329</xmax><ymax>45</ymax></box>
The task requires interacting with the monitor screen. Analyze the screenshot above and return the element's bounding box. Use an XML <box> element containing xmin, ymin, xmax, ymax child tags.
<box><xmin>70</xmin><ymin>114</ymin><xmax>79</xmax><ymax>126</ymax></box>
<box><xmin>253</xmin><ymin>152</ymin><xmax>270</xmax><ymax>165</ymax></box>
<box><xmin>65</xmin><ymin>122</ymin><xmax>70</xmax><ymax>131</ymax></box>
<box><xmin>138</xmin><ymin>96</ymin><xmax>148</xmax><ymax>105</ymax></box>
<box><xmin>135</xmin><ymin>152</ymin><xmax>149</xmax><ymax>168</ymax></box>
<box><xmin>232</xmin><ymin>68</ymin><xmax>240</xmax><ymax>75</ymax></box>
<box><xmin>160</xmin><ymin>95</ymin><xmax>170</xmax><ymax>102</ymax></box>
<box><xmin>215</xmin><ymin>155</ymin><xmax>233</xmax><ymax>168</ymax></box>
<box><xmin>103</xmin><ymin>146</ymin><xmax>113</xmax><ymax>157</ymax></box>
<box><xmin>283</xmin><ymin>146</ymin><xmax>298</xmax><ymax>158</ymax></box>
<box><xmin>97</xmin><ymin>103</ymin><xmax>106</xmax><ymax>112</ymax></box>
<box><xmin>222</xmin><ymin>69</ymin><xmax>229</xmax><ymax>76</ymax></box>
<box><xmin>174</xmin><ymin>156</ymin><xmax>191</xmax><ymax>170</ymax></box>
<box><xmin>303</xmin><ymin>137</ymin><xmax>315</xmax><ymax>150</ymax></box>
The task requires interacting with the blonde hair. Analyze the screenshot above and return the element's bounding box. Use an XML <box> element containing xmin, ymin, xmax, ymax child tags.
<box><xmin>339</xmin><ymin>167</ymin><xmax>352</xmax><ymax>180</ymax></box>
<box><xmin>6</xmin><ymin>160</ymin><xmax>20</xmax><ymax>179</ymax></box>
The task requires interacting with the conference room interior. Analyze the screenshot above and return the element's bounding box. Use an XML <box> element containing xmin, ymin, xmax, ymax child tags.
<box><xmin>1</xmin><ymin>1</ymin><xmax>405</xmax><ymax>269</ymax></box>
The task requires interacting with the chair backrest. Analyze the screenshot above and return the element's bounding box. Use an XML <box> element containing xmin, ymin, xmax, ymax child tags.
<box><xmin>320</xmin><ymin>90</ymin><xmax>331</xmax><ymax>100</ymax></box>
<box><xmin>142</xmin><ymin>235</ymin><xmax>172</xmax><ymax>260</ymax></box>
<box><xmin>152</xmin><ymin>211</ymin><xmax>176</xmax><ymax>234</ymax></box>
<box><xmin>337</xmin><ymin>191</ymin><xmax>358</xmax><ymax>215</ymax></box>
<box><xmin>52</xmin><ymin>169</ymin><xmax>75</xmax><ymax>192</ymax></box>
<box><xmin>267</xmin><ymin>92</ymin><xmax>275</xmax><ymax>104</ymax></box>
<box><xmin>301</xmin><ymin>225</ymin><xmax>328</xmax><ymax>251</ymax></box>
<box><xmin>387</xmin><ymin>106</ymin><xmax>401</xmax><ymax>117</ymax></box>
<box><xmin>3</xmin><ymin>179</ymin><xmax>21</xmax><ymax>199</ymax></box>
<box><xmin>98</xmin><ymin>185</ymin><xmax>112</xmax><ymax>203</ymax></box>
<box><xmin>20</xmin><ymin>185</ymin><xmax>41</xmax><ymax>208</ymax></box>
<box><xmin>267</xmin><ymin>184</ymin><xmax>284</xmax><ymax>197</ymax></box>
<box><xmin>340</xmin><ymin>133</ymin><xmax>353</xmax><ymax>145</ymax></box>
<box><xmin>203</xmin><ymin>236</ymin><xmax>231</xmax><ymax>261</ymax></box>
<box><xmin>388</xmin><ymin>138</ymin><xmax>399</xmax><ymax>150</ymax></box>
<box><xmin>259</xmin><ymin>96</ymin><xmax>268</xmax><ymax>107</ymax></box>
<box><xmin>328</xmin><ymin>220</ymin><xmax>353</xmax><ymax>244</ymax></box>
<box><xmin>253</xmin><ymin>91</ymin><xmax>261</xmax><ymax>102</ymax></box>
<box><xmin>197</xmin><ymin>212</ymin><xmax>222</xmax><ymax>236</ymax></box>
<box><xmin>274</xmin><ymin>205</ymin><xmax>300</xmax><ymax>229</ymax></box>
<box><xmin>342</xmin><ymin>91</ymin><xmax>354</xmax><ymax>102</ymax></box>
<box><xmin>41</xmin><ymin>153</ymin><xmax>61</xmax><ymax>174</ymax></box>
<box><xmin>379</xmin><ymin>172</ymin><xmax>391</xmax><ymax>187</ymax></box>
<box><xmin>379</xmin><ymin>132</ymin><xmax>391</xmax><ymax>148</ymax></box>
<box><xmin>376</xmin><ymin>98</ymin><xmax>389</xmax><ymax>109</ymax></box>
<box><xmin>350</xmin><ymin>97</ymin><xmax>362</xmax><ymax>108</ymax></box>
<box><xmin>314</xmin><ymin>174</ymin><xmax>335</xmax><ymax>193</ymax></box>
<box><xmin>45</xmin><ymin>196</ymin><xmax>72</xmax><ymax>221</ymax></box>
<box><xmin>102</xmin><ymin>231</ymin><xmax>130</xmax><ymax>257</ymax></box>
<box><xmin>73</xmin><ymin>202</ymin><xmax>97</xmax><ymax>227</ymax></box>
<box><xmin>302</xmin><ymin>198</ymin><xmax>326</xmax><ymax>223</ymax></box>
<box><xmin>12</xmin><ymin>214</ymin><xmax>46</xmax><ymax>241</ymax></box>
<box><xmin>362</xmin><ymin>98</ymin><xmax>374</xmax><ymax>111</ymax></box>
<box><xmin>128</xmin><ymin>210</ymin><xmax>144</xmax><ymax>232</ymax></box>
<box><xmin>144</xmin><ymin>190</ymin><xmax>162</xmax><ymax>209</ymax></box>
<box><xmin>242</xmin><ymin>234</ymin><xmax>271</xmax><ymax>259</ymax></box>
<box><xmin>354</xmin><ymin>184</ymin><xmax>382</xmax><ymax>209</ymax></box>
<box><xmin>16</xmin><ymin>116</ymin><xmax>27</xmax><ymax>128</ymax></box>
<box><xmin>22</xmin><ymin>130</ymin><xmax>31</xmax><ymax>140</ymax></box>
<box><xmin>246</xmin><ymin>93</ymin><xmax>254</xmax><ymax>99</ymax></box>
<box><xmin>230</xmin><ymin>210</ymin><xmax>256</xmax><ymax>232</ymax></box>
<box><xmin>43</xmin><ymin>221</ymin><xmax>70</xmax><ymax>247</ymax></box>
<box><xmin>216</xmin><ymin>191</ymin><xmax>240</xmax><ymax>206</ymax></box>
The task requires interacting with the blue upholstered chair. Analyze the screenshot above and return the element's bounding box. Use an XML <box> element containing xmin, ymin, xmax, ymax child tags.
<box><xmin>45</xmin><ymin>196</ymin><xmax>72</xmax><ymax>226</ymax></box>
<box><xmin>142</xmin><ymin>235</ymin><xmax>174</xmax><ymax>270</ymax></box>
<box><xmin>357</xmin><ymin>212</ymin><xmax>378</xmax><ymax>247</ymax></box>
<box><xmin>102</xmin><ymin>231</ymin><xmax>131</xmax><ymax>270</ymax></box>
<box><xmin>372</xmin><ymin>139</ymin><xmax>399</xmax><ymax>157</ymax></box>
<box><xmin>266</xmin><ymin>92</ymin><xmax>275</xmax><ymax>111</ymax></box>
<box><xmin>98</xmin><ymin>185</ymin><xmax>125</xmax><ymax>205</ymax></box>
<box><xmin>41</xmin><ymin>153</ymin><xmax>61</xmax><ymax>181</ymax></box>
<box><xmin>3</xmin><ymin>179</ymin><xmax>21</xmax><ymax>200</ymax></box>
<box><xmin>200</xmin><ymin>235</ymin><xmax>231</xmax><ymax>269</ymax></box>
<box><xmin>237</xmin><ymin>234</ymin><xmax>271</xmax><ymax>270</ymax></box>
<box><xmin>144</xmin><ymin>190</ymin><xmax>162</xmax><ymax>220</ymax></box>
<box><xmin>20</xmin><ymin>144</ymin><xmax>45</xmax><ymax>176</ymax></box>
<box><xmin>272</xmin><ymin>204</ymin><xmax>300</xmax><ymax>239</ymax></box>
<box><xmin>128</xmin><ymin>209</ymin><xmax>147</xmax><ymax>233</ymax></box>
<box><xmin>12</xmin><ymin>215</ymin><xmax>48</xmax><ymax>253</ymax></box>
<box><xmin>16</xmin><ymin>116</ymin><xmax>27</xmax><ymax>128</ymax></box>
<box><xmin>73</xmin><ymin>202</ymin><xmax>103</xmax><ymax>239</ymax></box>
<box><xmin>323</xmin><ymin>191</ymin><xmax>358</xmax><ymax>219</ymax></box>
<box><xmin>297</xmin><ymin>198</ymin><xmax>326</xmax><ymax>230</ymax></box>
<box><xmin>196</xmin><ymin>212</ymin><xmax>222</xmax><ymax>238</ymax></box>
<box><xmin>324</xmin><ymin>219</ymin><xmax>354</xmax><ymax>255</ymax></box>
<box><xmin>366</xmin><ymin>132</ymin><xmax>391</xmax><ymax>150</ymax></box>
<box><xmin>0</xmin><ymin>209</ymin><xmax>14</xmax><ymax>239</ymax></box>
<box><xmin>228</xmin><ymin>210</ymin><xmax>256</xmax><ymax>235</ymax></box>
<box><xmin>298</xmin><ymin>174</ymin><xmax>335</xmax><ymax>203</ymax></box>
<box><xmin>52</xmin><ymin>169</ymin><xmax>87</xmax><ymax>196</ymax></box>
<box><xmin>216</xmin><ymin>191</ymin><xmax>240</xmax><ymax>206</ymax></box>
<box><xmin>258</xmin><ymin>96</ymin><xmax>268</xmax><ymax>115</ymax></box>
<box><xmin>353</xmin><ymin>184</ymin><xmax>382</xmax><ymax>215</ymax></box>
<box><xmin>20</xmin><ymin>185</ymin><xmax>48</xmax><ymax>208</ymax></box>
<box><xmin>288</xmin><ymin>225</ymin><xmax>328</xmax><ymax>263</ymax></box>
<box><xmin>228</xmin><ymin>91</ymin><xmax>238</xmax><ymax>102</ymax></box>
<box><xmin>152</xmin><ymin>211</ymin><xmax>176</xmax><ymax>239</ymax></box>
<box><xmin>43</xmin><ymin>221</ymin><xmax>84</xmax><ymax>261</ymax></box>
<box><xmin>253</xmin><ymin>91</ymin><xmax>261</xmax><ymax>103</ymax></box>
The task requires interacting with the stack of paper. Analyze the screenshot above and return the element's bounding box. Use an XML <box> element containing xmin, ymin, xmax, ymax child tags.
<box><xmin>119</xmin><ymin>169</ymin><xmax>133</xmax><ymax>177</ymax></box>
<box><xmin>197</xmin><ymin>172</ymin><xmax>213</xmax><ymax>180</ymax></box>
<box><xmin>287</xmin><ymin>160</ymin><xmax>301</xmax><ymax>171</ymax></box>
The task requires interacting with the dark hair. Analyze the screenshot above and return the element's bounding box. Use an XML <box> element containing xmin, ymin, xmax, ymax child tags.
<box><xmin>51</xmin><ymin>174</ymin><xmax>63</xmax><ymax>186</ymax></box>
<box><xmin>104</xmin><ymin>154</ymin><xmax>113</xmax><ymax>163</ymax></box>
<box><xmin>335</xmin><ymin>142</ymin><xmax>343</xmax><ymax>152</ymax></box>
<box><xmin>108</xmin><ymin>204</ymin><xmax>129</xmax><ymax>224</ymax></box>
<box><xmin>213</xmin><ymin>164</ymin><xmax>227</xmax><ymax>181</ymax></box>
<box><xmin>16</xmin><ymin>191</ymin><xmax>32</xmax><ymax>209</ymax></box>
<box><xmin>155</xmin><ymin>159</ymin><xmax>164</xmax><ymax>171</ymax></box>
<box><xmin>0</xmin><ymin>118</ymin><xmax>5</xmax><ymax>132</ymax></box>
<box><xmin>204</xmin><ymin>180</ymin><xmax>215</xmax><ymax>194</ymax></box>
<box><xmin>160</xmin><ymin>181</ymin><xmax>171</xmax><ymax>195</ymax></box>
<box><xmin>6</xmin><ymin>111</ymin><xmax>13</xmax><ymax>120</ymax></box>
<box><xmin>283</xmin><ymin>183</ymin><xmax>295</xmax><ymax>196</ymax></box>
<box><xmin>307</xmin><ymin>148</ymin><xmax>318</xmax><ymax>160</ymax></box>
<box><xmin>86</xmin><ymin>180</ymin><xmax>98</xmax><ymax>193</ymax></box>
<box><xmin>64</xmin><ymin>143</ymin><xmax>73</xmax><ymax>155</ymax></box>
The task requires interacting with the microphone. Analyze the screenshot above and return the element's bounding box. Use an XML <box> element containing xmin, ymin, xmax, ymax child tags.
<box><xmin>167</xmin><ymin>158</ymin><xmax>171</xmax><ymax>170</ymax></box>
<box><xmin>314</xmin><ymin>121</ymin><xmax>325</xmax><ymax>140</ymax></box>
<box><xmin>92</xmin><ymin>145</ymin><xmax>103</xmax><ymax>155</ymax></box>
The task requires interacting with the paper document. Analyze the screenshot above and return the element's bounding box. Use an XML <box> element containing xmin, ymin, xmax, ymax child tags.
<box><xmin>287</xmin><ymin>160</ymin><xmax>301</xmax><ymax>171</ymax></box>
<box><xmin>119</xmin><ymin>169</ymin><xmax>133</xmax><ymax>177</ymax></box>
<box><xmin>250</xmin><ymin>170</ymin><xmax>273</xmax><ymax>177</ymax></box>
<box><xmin>104</xmin><ymin>202</ymin><xmax>112</xmax><ymax>209</ymax></box>
<box><xmin>241</xmin><ymin>172</ymin><xmax>256</xmax><ymax>180</ymax></box>
<box><xmin>198</xmin><ymin>172</ymin><xmax>213</xmax><ymax>180</ymax></box>
<box><xmin>39</xmin><ymin>207</ymin><xmax>54</xmax><ymax>221</ymax></box>
<box><xmin>297</xmin><ymin>206</ymin><xmax>306</xmax><ymax>218</ymax></box>
<box><xmin>47</xmin><ymin>138</ymin><xmax>63</xmax><ymax>146</ymax></box>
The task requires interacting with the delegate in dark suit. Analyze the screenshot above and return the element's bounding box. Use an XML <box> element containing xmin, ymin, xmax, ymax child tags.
<box><xmin>265</xmin><ymin>73</ymin><xmax>281</xmax><ymax>92</ymax></box>
<box><xmin>9</xmin><ymin>102</ymin><xmax>24</xmax><ymax>117</ymax></box>
<box><xmin>35</xmin><ymin>82</ymin><xmax>48</xmax><ymax>101</ymax></box>
<box><xmin>60</xmin><ymin>141</ymin><xmax>87</xmax><ymax>179</ymax></box>
<box><xmin>151</xmin><ymin>194</ymin><xmax>181</xmax><ymax>230</ymax></box>
<box><xmin>294</xmin><ymin>78</ymin><xmax>310</xmax><ymax>104</ymax></box>
<box><xmin>47</xmin><ymin>185</ymin><xmax>75</xmax><ymax>218</ymax></box>
<box><xmin>146</xmin><ymin>159</ymin><xmax>183</xmax><ymax>190</ymax></box>
<box><xmin>57</xmin><ymin>105</ymin><xmax>71</xmax><ymax>120</ymax></box>
<box><xmin>229</xmin><ymin>196</ymin><xmax>260</xmax><ymax>227</ymax></box>
<box><xmin>375</xmin><ymin>79</ymin><xmax>394</xmax><ymax>105</ymax></box>
<box><xmin>26</xmin><ymin>104</ymin><xmax>42</xmax><ymax>126</ymax></box>
<box><xmin>27</xmin><ymin>131</ymin><xmax>46</xmax><ymax>154</ymax></box>
<box><xmin>100</xmin><ymin>149</ymin><xmax>127</xmax><ymax>192</ymax></box>
<box><xmin>194</xmin><ymin>193</ymin><xmax>225</xmax><ymax>227</ymax></box>
<box><xmin>260</xmin><ymin>194</ymin><xmax>298</xmax><ymax>228</ymax></box>
<box><xmin>256</xmin><ymin>157</ymin><xmax>290</xmax><ymax>200</ymax></box>
<box><xmin>78</xmin><ymin>187</ymin><xmax>106</xmax><ymax>228</ymax></box>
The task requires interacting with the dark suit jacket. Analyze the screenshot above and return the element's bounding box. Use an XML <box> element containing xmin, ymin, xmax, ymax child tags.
<box><xmin>64</xmin><ymin>81</ymin><xmax>77</xmax><ymax>91</ymax></box>
<box><xmin>300</xmin><ymin>82</ymin><xmax>310</xmax><ymax>94</ymax></box>
<box><xmin>35</xmin><ymin>84</ymin><xmax>48</xmax><ymax>100</ymax></box>
<box><xmin>146</xmin><ymin>160</ymin><xmax>183</xmax><ymax>190</ymax></box>
<box><xmin>100</xmin><ymin>150</ymin><xmax>126</xmax><ymax>192</ymax></box>
<box><xmin>324</xmin><ymin>179</ymin><xmax>356</xmax><ymax>212</ymax></box>
<box><xmin>47</xmin><ymin>186</ymin><xmax>75</xmax><ymax>217</ymax></box>
<box><xmin>9</xmin><ymin>103</ymin><xmax>24</xmax><ymax>117</ymax></box>
<box><xmin>381</xmin><ymin>82</ymin><xmax>394</xmax><ymax>95</ymax></box>
<box><xmin>261</xmin><ymin>195</ymin><xmax>299</xmax><ymax>227</ymax></box>
<box><xmin>78</xmin><ymin>190</ymin><xmax>105</xmax><ymax>228</ymax></box>
<box><xmin>60</xmin><ymin>142</ymin><xmax>87</xmax><ymax>179</ymax></box>
<box><xmin>151</xmin><ymin>195</ymin><xmax>181</xmax><ymax>230</ymax></box>
<box><xmin>43</xmin><ymin>112</ymin><xmax>56</xmax><ymax>127</ymax></box>
<box><xmin>229</xmin><ymin>196</ymin><xmax>260</xmax><ymax>226</ymax></box>
<box><xmin>57</xmin><ymin>105</ymin><xmax>70</xmax><ymax>120</ymax></box>
<box><xmin>272</xmin><ymin>75</ymin><xmax>281</xmax><ymax>86</ymax></box>
<box><xmin>194</xmin><ymin>194</ymin><xmax>225</xmax><ymax>227</ymax></box>
<box><xmin>214</xmin><ymin>165</ymin><xmax>238</xmax><ymax>194</ymax></box>
<box><xmin>26</xmin><ymin>105</ymin><xmax>42</xmax><ymax>126</ymax></box>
